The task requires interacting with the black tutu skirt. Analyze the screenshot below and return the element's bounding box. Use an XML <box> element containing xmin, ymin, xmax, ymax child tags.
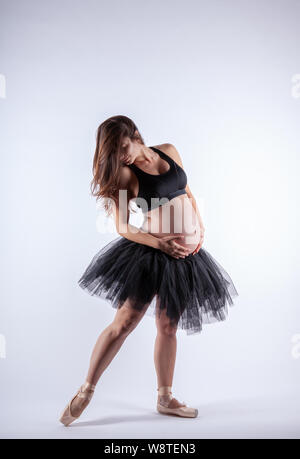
<box><xmin>78</xmin><ymin>235</ymin><xmax>238</xmax><ymax>335</ymax></box>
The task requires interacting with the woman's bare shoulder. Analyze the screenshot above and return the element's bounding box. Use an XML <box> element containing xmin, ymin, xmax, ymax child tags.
<box><xmin>154</xmin><ymin>143</ymin><xmax>184</xmax><ymax>168</ymax></box>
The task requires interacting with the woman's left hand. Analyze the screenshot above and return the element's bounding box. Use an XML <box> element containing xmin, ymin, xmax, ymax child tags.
<box><xmin>192</xmin><ymin>226</ymin><xmax>205</xmax><ymax>255</ymax></box>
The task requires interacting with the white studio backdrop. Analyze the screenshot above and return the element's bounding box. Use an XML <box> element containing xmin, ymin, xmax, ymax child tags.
<box><xmin>0</xmin><ymin>0</ymin><xmax>300</xmax><ymax>438</ymax></box>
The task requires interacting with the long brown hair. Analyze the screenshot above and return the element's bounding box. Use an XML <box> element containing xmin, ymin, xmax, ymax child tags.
<box><xmin>91</xmin><ymin>115</ymin><xmax>145</xmax><ymax>217</ymax></box>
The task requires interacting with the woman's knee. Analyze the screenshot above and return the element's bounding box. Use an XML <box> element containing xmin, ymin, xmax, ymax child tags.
<box><xmin>157</xmin><ymin>322</ymin><xmax>178</xmax><ymax>336</ymax></box>
<box><xmin>112</xmin><ymin>307</ymin><xmax>143</xmax><ymax>337</ymax></box>
<box><xmin>155</xmin><ymin>313</ymin><xmax>178</xmax><ymax>336</ymax></box>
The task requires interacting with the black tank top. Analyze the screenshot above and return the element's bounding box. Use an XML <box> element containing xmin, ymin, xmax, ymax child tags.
<box><xmin>128</xmin><ymin>146</ymin><xmax>188</xmax><ymax>213</ymax></box>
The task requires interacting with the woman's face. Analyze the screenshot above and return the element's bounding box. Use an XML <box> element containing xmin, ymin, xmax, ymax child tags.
<box><xmin>119</xmin><ymin>136</ymin><xmax>140</xmax><ymax>165</ymax></box>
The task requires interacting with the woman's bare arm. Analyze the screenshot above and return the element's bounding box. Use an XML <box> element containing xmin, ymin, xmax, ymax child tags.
<box><xmin>113</xmin><ymin>166</ymin><xmax>161</xmax><ymax>249</ymax></box>
<box><xmin>185</xmin><ymin>184</ymin><xmax>205</xmax><ymax>232</ymax></box>
<box><xmin>164</xmin><ymin>143</ymin><xmax>205</xmax><ymax>231</ymax></box>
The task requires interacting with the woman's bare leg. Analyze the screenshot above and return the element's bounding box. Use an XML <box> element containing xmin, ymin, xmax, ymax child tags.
<box><xmin>154</xmin><ymin>298</ymin><xmax>185</xmax><ymax>408</ymax></box>
<box><xmin>69</xmin><ymin>300</ymin><xmax>148</xmax><ymax>417</ymax></box>
<box><xmin>86</xmin><ymin>301</ymin><xmax>147</xmax><ymax>385</ymax></box>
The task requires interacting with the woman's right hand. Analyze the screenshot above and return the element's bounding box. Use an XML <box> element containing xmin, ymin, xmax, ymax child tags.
<box><xmin>158</xmin><ymin>235</ymin><xmax>191</xmax><ymax>259</ymax></box>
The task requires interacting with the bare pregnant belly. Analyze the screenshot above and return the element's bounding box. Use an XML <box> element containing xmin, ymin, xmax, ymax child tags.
<box><xmin>140</xmin><ymin>194</ymin><xmax>201</xmax><ymax>255</ymax></box>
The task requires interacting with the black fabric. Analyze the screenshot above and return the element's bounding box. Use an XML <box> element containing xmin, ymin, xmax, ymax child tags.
<box><xmin>128</xmin><ymin>146</ymin><xmax>188</xmax><ymax>213</ymax></box>
<box><xmin>78</xmin><ymin>236</ymin><xmax>239</xmax><ymax>335</ymax></box>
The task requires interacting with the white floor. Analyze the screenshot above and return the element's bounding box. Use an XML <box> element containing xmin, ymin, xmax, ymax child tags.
<box><xmin>1</xmin><ymin>390</ymin><xmax>299</xmax><ymax>439</ymax></box>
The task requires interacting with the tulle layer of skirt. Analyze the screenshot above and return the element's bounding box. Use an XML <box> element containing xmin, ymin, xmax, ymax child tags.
<box><xmin>78</xmin><ymin>235</ymin><xmax>239</xmax><ymax>335</ymax></box>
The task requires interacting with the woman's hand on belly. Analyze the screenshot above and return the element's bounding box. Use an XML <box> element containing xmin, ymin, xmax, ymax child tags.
<box><xmin>158</xmin><ymin>235</ymin><xmax>191</xmax><ymax>259</ymax></box>
<box><xmin>142</xmin><ymin>226</ymin><xmax>202</xmax><ymax>256</ymax></box>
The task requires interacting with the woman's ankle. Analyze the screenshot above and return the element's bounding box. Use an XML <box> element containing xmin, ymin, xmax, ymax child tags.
<box><xmin>157</xmin><ymin>385</ymin><xmax>172</xmax><ymax>396</ymax></box>
<box><xmin>82</xmin><ymin>381</ymin><xmax>96</xmax><ymax>391</ymax></box>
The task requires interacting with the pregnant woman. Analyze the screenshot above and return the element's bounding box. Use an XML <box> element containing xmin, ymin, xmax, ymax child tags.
<box><xmin>59</xmin><ymin>115</ymin><xmax>238</xmax><ymax>426</ymax></box>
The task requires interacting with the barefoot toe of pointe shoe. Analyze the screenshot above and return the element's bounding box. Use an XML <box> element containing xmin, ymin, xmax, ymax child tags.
<box><xmin>59</xmin><ymin>382</ymin><xmax>96</xmax><ymax>427</ymax></box>
<box><xmin>156</xmin><ymin>386</ymin><xmax>198</xmax><ymax>418</ymax></box>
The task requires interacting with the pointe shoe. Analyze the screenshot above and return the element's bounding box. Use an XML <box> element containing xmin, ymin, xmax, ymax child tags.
<box><xmin>156</xmin><ymin>386</ymin><xmax>198</xmax><ymax>418</ymax></box>
<box><xmin>59</xmin><ymin>381</ymin><xmax>96</xmax><ymax>427</ymax></box>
